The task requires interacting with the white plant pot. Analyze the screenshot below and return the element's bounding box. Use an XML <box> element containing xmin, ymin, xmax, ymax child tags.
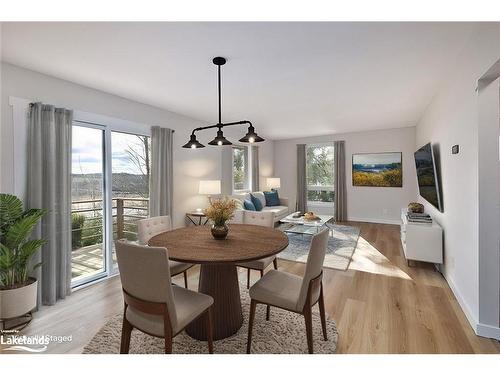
<box><xmin>0</xmin><ymin>278</ymin><xmax>38</xmax><ymax>319</ymax></box>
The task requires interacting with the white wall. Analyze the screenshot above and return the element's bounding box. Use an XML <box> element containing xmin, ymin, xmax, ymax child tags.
<box><xmin>415</xmin><ymin>23</ymin><xmax>500</xmax><ymax>338</ymax></box>
<box><xmin>0</xmin><ymin>62</ymin><xmax>273</xmax><ymax>228</ymax></box>
<box><xmin>218</xmin><ymin>126</ymin><xmax>274</xmax><ymax>196</ymax></box>
<box><xmin>273</xmin><ymin>127</ymin><xmax>417</xmax><ymax>224</ymax></box>
<box><xmin>477</xmin><ymin>76</ymin><xmax>500</xmax><ymax>336</ymax></box>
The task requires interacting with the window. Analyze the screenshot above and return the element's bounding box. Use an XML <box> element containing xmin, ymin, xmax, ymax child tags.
<box><xmin>232</xmin><ymin>145</ymin><xmax>249</xmax><ymax>191</ymax></box>
<box><xmin>71</xmin><ymin>122</ymin><xmax>151</xmax><ymax>287</ymax></box>
<box><xmin>306</xmin><ymin>144</ymin><xmax>335</xmax><ymax>204</ymax></box>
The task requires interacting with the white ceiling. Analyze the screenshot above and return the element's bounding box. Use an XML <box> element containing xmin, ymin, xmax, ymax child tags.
<box><xmin>1</xmin><ymin>22</ymin><xmax>476</xmax><ymax>139</ymax></box>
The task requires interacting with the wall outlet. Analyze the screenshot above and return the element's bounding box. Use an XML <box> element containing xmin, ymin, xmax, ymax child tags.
<box><xmin>382</xmin><ymin>208</ymin><xmax>388</xmax><ymax>215</ymax></box>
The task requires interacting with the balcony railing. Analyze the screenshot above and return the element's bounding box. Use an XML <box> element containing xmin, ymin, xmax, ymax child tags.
<box><xmin>70</xmin><ymin>197</ymin><xmax>149</xmax><ymax>279</ymax></box>
<box><xmin>71</xmin><ymin>197</ymin><xmax>149</xmax><ymax>248</ymax></box>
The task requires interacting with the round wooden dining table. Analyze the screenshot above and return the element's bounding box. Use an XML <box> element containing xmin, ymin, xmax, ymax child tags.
<box><xmin>148</xmin><ymin>223</ymin><xmax>289</xmax><ymax>340</ymax></box>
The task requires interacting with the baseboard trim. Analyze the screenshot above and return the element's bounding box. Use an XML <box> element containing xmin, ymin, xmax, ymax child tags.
<box><xmin>477</xmin><ymin>323</ymin><xmax>500</xmax><ymax>340</ymax></box>
<box><xmin>347</xmin><ymin>217</ymin><xmax>400</xmax><ymax>225</ymax></box>
<box><xmin>348</xmin><ymin>217</ymin><xmax>499</xmax><ymax>341</ymax></box>
<box><xmin>444</xmin><ymin>273</ymin><xmax>480</xmax><ymax>335</ymax></box>
<box><xmin>447</xmin><ymin>275</ymin><xmax>500</xmax><ymax>340</ymax></box>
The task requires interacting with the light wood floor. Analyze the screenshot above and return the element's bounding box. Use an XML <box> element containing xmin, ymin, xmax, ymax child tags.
<box><xmin>4</xmin><ymin>222</ymin><xmax>500</xmax><ymax>354</ymax></box>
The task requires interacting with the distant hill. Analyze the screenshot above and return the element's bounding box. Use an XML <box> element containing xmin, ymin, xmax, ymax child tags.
<box><xmin>72</xmin><ymin>173</ymin><xmax>148</xmax><ymax>199</ymax></box>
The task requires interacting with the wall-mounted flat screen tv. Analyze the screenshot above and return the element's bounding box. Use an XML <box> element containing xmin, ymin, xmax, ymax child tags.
<box><xmin>414</xmin><ymin>143</ymin><xmax>442</xmax><ymax>211</ymax></box>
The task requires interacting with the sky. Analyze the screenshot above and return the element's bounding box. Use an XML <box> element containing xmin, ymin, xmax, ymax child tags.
<box><xmin>352</xmin><ymin>152</ymin><xmax>401</xmax><ymax>165</ymax></box>
<box><xmin>72</xmin><ymin>126</ymin><xmax>148</xmax><ymax>175</ymax></box>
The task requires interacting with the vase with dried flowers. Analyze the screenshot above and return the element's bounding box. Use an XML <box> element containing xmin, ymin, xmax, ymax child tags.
<box><xmin>203</xmin><ymin>197</ymin><xmax>237</xmax><ymax>240</ymax></box>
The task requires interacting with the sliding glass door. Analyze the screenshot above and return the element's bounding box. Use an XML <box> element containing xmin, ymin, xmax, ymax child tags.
<box><xmin>111</xmin><ymin>131</ymin><xmax>150</xmax><ymax>270</ymax></box>
<box><xmin>71</xmin><ymin>125</ymin><xmax>107</xmax><ymax>286</ymax></box>
<box><xmin>71</xmin><ymin>122</ymin><xmax>151</xmax><ymax>287</ymax></box>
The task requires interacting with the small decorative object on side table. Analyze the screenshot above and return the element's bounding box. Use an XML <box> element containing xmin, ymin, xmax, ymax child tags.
<box><xmin>408</xmin><ymin>202</ymin><xmax>424</xmax><ymax>214</ymax></box>
<box><xmin>186</xmin><ymin>211</ymin><xmax>209</xmax><ymax>226</ymax></box>
<box><xmin>204</xmin><ymin>197</ymin><xmax>237</xmax><ymax>240</ymax></box>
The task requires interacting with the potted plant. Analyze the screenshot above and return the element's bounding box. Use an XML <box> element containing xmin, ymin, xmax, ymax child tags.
<box><xmin>0</xmin><ymin>193</ymin><xmax>47</xmax><ymax>326</ymax></box>
<box><xmin>204</xmin><ymin>197</ymin><xmax>237</xmax><ymax>240</ymax></box>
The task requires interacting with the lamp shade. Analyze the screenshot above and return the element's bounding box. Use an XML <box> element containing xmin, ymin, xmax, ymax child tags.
<box><xmin>199</xmin><ymin>180</ymin><xmax>221</xmax><ymax>195</ymax></box>
<box><xmin>267</xmin><ymin>177</ymin><xmax>281</xmax><ymax>189</ymax></box>
<box><xmin>239</xmin><ymin>125</ymin><xmax>265</xmax><ymax>143</ymax></box>
<box><xmin>208</xmin><ymin>128</ymin><xmax>232</xmax><ymax>146</ymax></box>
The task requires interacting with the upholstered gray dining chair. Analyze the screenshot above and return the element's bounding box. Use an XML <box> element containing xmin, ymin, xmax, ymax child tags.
<box><xmin>115</xmin><ymin>240</ymin><xmax>214</xmax><ymax>354</ymax></box>
<box><xmin>138</xmin><ymin>215</ymin><xmax>193</xmax><ymax>288</ymax></box>
<box><xmin>247</xmin><ymin>228</ymin><xmax>329</xmax><ymax>354</ymax></box>
<box><xmin>236</xmin><ymin>211</ymin><xmax>278</xmax><ymax>288</ymax></box>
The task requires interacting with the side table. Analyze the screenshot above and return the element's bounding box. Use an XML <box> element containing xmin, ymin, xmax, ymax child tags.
<box><xmin>186</xmin><ymin>212</ymin><xmax>209</xmax><ymax>226</ymax></box>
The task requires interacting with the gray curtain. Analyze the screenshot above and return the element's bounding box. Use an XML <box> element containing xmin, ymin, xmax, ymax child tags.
<box><xmin>296</xmin><ymin>144</ymin><xmax>307</xmax><ymax>213</ymax></box>
<box><xmin>27</xmin><ymin>103</ymin><xmax>73</xmax><ymax>306</ymax></box>
<box><xmin>150</xmin><ymin>126</ymin><xmax>174</xmax><ymax>217</ymax></box>
<box><xmin>251</xmin><ymin>146</ymin><xmax>259</xmax><ymax>191</ymax></box>
<box><xmin>334</xmin><ymin>140</ymin><xmax>347</xmax><ymax>221</ymax></box>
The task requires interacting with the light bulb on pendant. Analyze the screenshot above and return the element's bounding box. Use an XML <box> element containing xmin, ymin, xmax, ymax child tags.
<box><xmin>208</xmin><ymin>127</ymin><xmax>232</xmax><ymax>146</ymax></box>
<box><xmin>239</xmin><ymin>125</ymin><xmax>264</xmax><ymax>143</ymax></box>
<box><xmin>182</xmin><ymin>133</ymin><xmax>205</xmax><ymax>149</ymax></box>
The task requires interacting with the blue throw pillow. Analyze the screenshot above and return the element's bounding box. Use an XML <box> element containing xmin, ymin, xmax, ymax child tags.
<box><xmin>250</xmin><ymin>193</ymin><xmax>263</xmax><ymax>211</ymax></box>
<box><xmin>264</xmin><ymin>191</ymin><xmax>280</xmax><ymax>206</ymax></box>
<box><xmin>244</xmin><ymin>199</ymin><xmax>256</xmax><ymax>211</ymax></box>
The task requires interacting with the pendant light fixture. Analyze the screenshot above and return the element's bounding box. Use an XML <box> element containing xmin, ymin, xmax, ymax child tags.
<box><xmin>239</xmin><ymin>124</ymin><xmax>265</xmax><ymax>143</ymax></box>
<box><xmin>183</xmin><ymin>134</ymin><xmax>205</xmax><ymax>149</ymax></box>
<box><xmin>208</xmin><ymin>127</ymin><xmax>232</xmax><ymax>146</ymax></box>
<box><xmin>182</xmin><ymin>57</ymin><xmax>265</xmax><ymax>149</ymax></box>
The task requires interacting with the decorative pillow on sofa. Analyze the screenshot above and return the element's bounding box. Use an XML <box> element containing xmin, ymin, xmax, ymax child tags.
<box><xmin>251</xmin><ymin>192</ymin><xmax>266</xmax><ymax>208</ymax></box>
<box><xmin>230</xmin><ymin>198</ymin><xmax>244</xmax><ymax>210</ymax></box>
<box><xmin>250</xmin><ymin>193</ymin><xmax>263</xmax><ymax>211</ymax></box>
<box><xmin>264</xmin><ymin>190</ymin><xmax>280</xmax><ymax>206</ymax></box>
<box><xmin>243</xmin><ymin>199</ymin><xmax>256</xmax><ymax>211</ymax></box>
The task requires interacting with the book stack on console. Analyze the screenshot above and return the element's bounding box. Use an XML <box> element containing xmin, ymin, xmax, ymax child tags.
<box><xmin>406</xmin><ymin>212</ymin><xmax>432</xmax><ymax>224</ymax></box>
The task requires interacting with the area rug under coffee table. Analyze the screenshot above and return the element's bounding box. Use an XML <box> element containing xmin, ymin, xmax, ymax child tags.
<box><xmin>278</xmin><ymin>223</ymin><xmax>360</xmax><ymax>271</ymax></box>
<box><xmin>83</xmin><ymin>286</ymin><xmax>338</xmax><ymax>354</ymax></box>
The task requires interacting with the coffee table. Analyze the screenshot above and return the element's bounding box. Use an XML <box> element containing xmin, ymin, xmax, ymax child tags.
<box><xmin>280</xmin><ymin>212</ymin><xmax>334</xmax><ymax>235</ymax></box>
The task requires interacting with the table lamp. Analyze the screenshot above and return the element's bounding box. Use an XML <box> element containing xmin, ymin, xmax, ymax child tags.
<box><xmin>267</xmin><ymin>177</ymin><xmax>281</xmax><ymax>191</ymax></box>
<box><xmin>198</xmin><ymin>180</ymin><xmax>221</xmax><ymax>206</ymax></box>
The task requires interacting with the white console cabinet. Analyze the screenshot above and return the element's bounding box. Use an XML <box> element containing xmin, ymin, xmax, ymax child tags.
<box><xmin>400</xmin><ymin>209</ymin><xmax>443</xmax><ymax>265</ymax></box>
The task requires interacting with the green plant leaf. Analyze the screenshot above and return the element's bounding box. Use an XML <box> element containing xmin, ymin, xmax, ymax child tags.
<box><xmin>5</xmin><ymin>210</ymin><xmax>46</xmax><ymax>249</ymax></box>
<box><xmin>0</xmin><ymin>243</ymin><xmax>14</xmax><ymax>267</ymax></box>
<box><xmin>0</xmin><ymin>194</ymin><xmax>47</xmax><ymax>288</ymax></box>
<box><xmin>0</xmin><ymin>194</ymin><xmax>24</xmax><ymax>239</ymax></box>
<box><xmin>18</xmin><ymin>239</ymin><xmax>46</xmax><ymax>265</ymax></box>
<box><xmin>0</xmin><ymin>243</ymin><xmax>14</xmax><ymax>286</ymax></box>
<box><xmin>19</xmin><ymin>238</ymin><xmax>46</xmax><ymax>256</ymax></box>
<box><xmin>0</xmin><ymin>193</ymin><xmax>24</xmax><ymax>222</ymax></box>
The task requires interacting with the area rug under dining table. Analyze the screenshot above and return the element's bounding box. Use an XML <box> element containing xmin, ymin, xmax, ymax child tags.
<box><xmin>277</xmin><ymin>223</ymin><xmax>360</xmax><ymax>271</ymax></box>
<box><xmin>83</xmin><ymin>285</ymin><xmax>338</xmax><ymax>354</ymax></box>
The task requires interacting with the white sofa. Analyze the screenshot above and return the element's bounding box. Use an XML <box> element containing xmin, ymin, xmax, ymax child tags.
<box><xmin>228</xmin><ymin>191</ymin><xmax>290</xmax><ymax>225</ymax></box>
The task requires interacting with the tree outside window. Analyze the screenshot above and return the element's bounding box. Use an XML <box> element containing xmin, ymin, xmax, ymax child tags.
<box><xmin>306</xmin><ymin>145</ymin><xmax>334</xmax><ymax>203</ymax></box>
<box><xmin>233</xmin><ymin>146</ymin><xmax>249</xmax><ymax>191</ymax></box>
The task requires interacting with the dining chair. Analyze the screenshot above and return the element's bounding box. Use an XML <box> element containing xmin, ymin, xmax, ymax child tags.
<box><xmin>115</xmin><ymin>240</ymin><xmax>214</xmax><ymax>354</ymax></box>
<box><xmin>237</xmin><ymin>211</ymin><xmax>278</xmax><ymax>288</ymax></box>
<box><xmin>246</xmin><ymin>228</ymin><xmax>329</xmax><ymax>354</ymax></box>
<box><xmin>138</xmin><ymin>215</ymin><xmax>193</xmax><ymax>288</ymax></box>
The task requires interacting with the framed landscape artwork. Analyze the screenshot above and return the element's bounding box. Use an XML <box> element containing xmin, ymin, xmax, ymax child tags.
<box><xmin>352</xmin><ymin>152</ymin><xmax>403</xmax><ymax>187</ymax></box>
